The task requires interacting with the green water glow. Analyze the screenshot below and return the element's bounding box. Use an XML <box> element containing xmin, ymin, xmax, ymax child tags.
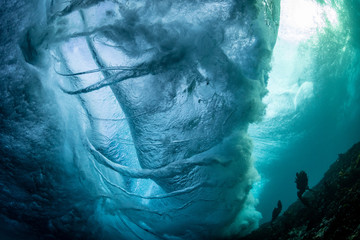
<box><xmin>250</xmin><ymin>0</ymin><xmax>360</xmax><ymax>222</ymax></box>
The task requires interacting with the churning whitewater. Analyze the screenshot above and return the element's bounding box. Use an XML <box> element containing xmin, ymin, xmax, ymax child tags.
<box><xmin>1</xmin><ymin>0</ymin><xmax>360</xmax><ymax>239</ymax></box>
<box><xmin>1</xmin><ymin>1</ymin><xmax>280</xmax><ymax>239</ymax></box>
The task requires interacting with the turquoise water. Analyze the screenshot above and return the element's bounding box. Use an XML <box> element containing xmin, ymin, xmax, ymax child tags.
<box><xmin>250</xmin><ymin>0</ymin><xmax>360</xmax><ymax>222</ymax></box>
<box><xmin>0</xmin><ymin>0</ymin><xmax>359</xmax><ymax>239</ymax></box>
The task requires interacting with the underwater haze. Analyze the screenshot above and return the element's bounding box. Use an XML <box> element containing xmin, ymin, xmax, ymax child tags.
<box><xmin>0</xmin><ymin>0</ymin><xmax>359</xmax><ymax>239</ymax></box>
<box><xmin>250</xmin><ymin>0</ymin><xmax>360</xmax><ymax>223</ymax></box>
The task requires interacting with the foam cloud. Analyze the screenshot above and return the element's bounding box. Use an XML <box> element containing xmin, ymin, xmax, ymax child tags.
<box><xmin>0</xmin><ymin>0</ymin><xmax>280</xmax><ymax>239</ymax></box>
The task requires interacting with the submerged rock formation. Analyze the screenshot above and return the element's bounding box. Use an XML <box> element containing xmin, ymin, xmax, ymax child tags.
<box><xmin>240</xmin><ymin>141</ymin><xmax>360</xmax><ymax>240</ymax></box>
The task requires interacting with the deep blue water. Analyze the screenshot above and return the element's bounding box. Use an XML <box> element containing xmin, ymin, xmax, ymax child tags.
<box><xmin>0</xmin><ymin>0</ymin><xmax>359</xmax><ymax>239</ymax></box>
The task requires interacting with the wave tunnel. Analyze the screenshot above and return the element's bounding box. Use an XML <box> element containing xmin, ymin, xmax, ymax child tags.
<box><xmin>1</xmin><ymin>0</ymin><xmax>359</xmax><ymax>239</ymax></box>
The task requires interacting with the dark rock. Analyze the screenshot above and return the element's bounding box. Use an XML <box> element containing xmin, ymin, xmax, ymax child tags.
<box><xmin>239</xmin><ymin>141</ymin><xmax>360</xmax><ymax>240</ymax></box>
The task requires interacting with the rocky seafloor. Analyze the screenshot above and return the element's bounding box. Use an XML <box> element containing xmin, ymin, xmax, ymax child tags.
<box><xmin>239</xmin><ymin>141</ymin><xmax>360</xmax><ymax>240</ymax></box>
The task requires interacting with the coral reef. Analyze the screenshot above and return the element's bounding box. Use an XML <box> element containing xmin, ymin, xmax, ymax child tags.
<box><xmin>271</xmin><ymin>200</ymin><xmax>282</xmax><ymax>224</ymax></box>
<box><xmin>239</xmin><ymin>141</ymin><xmax>360</xmax><ymax>240</ymax></box>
